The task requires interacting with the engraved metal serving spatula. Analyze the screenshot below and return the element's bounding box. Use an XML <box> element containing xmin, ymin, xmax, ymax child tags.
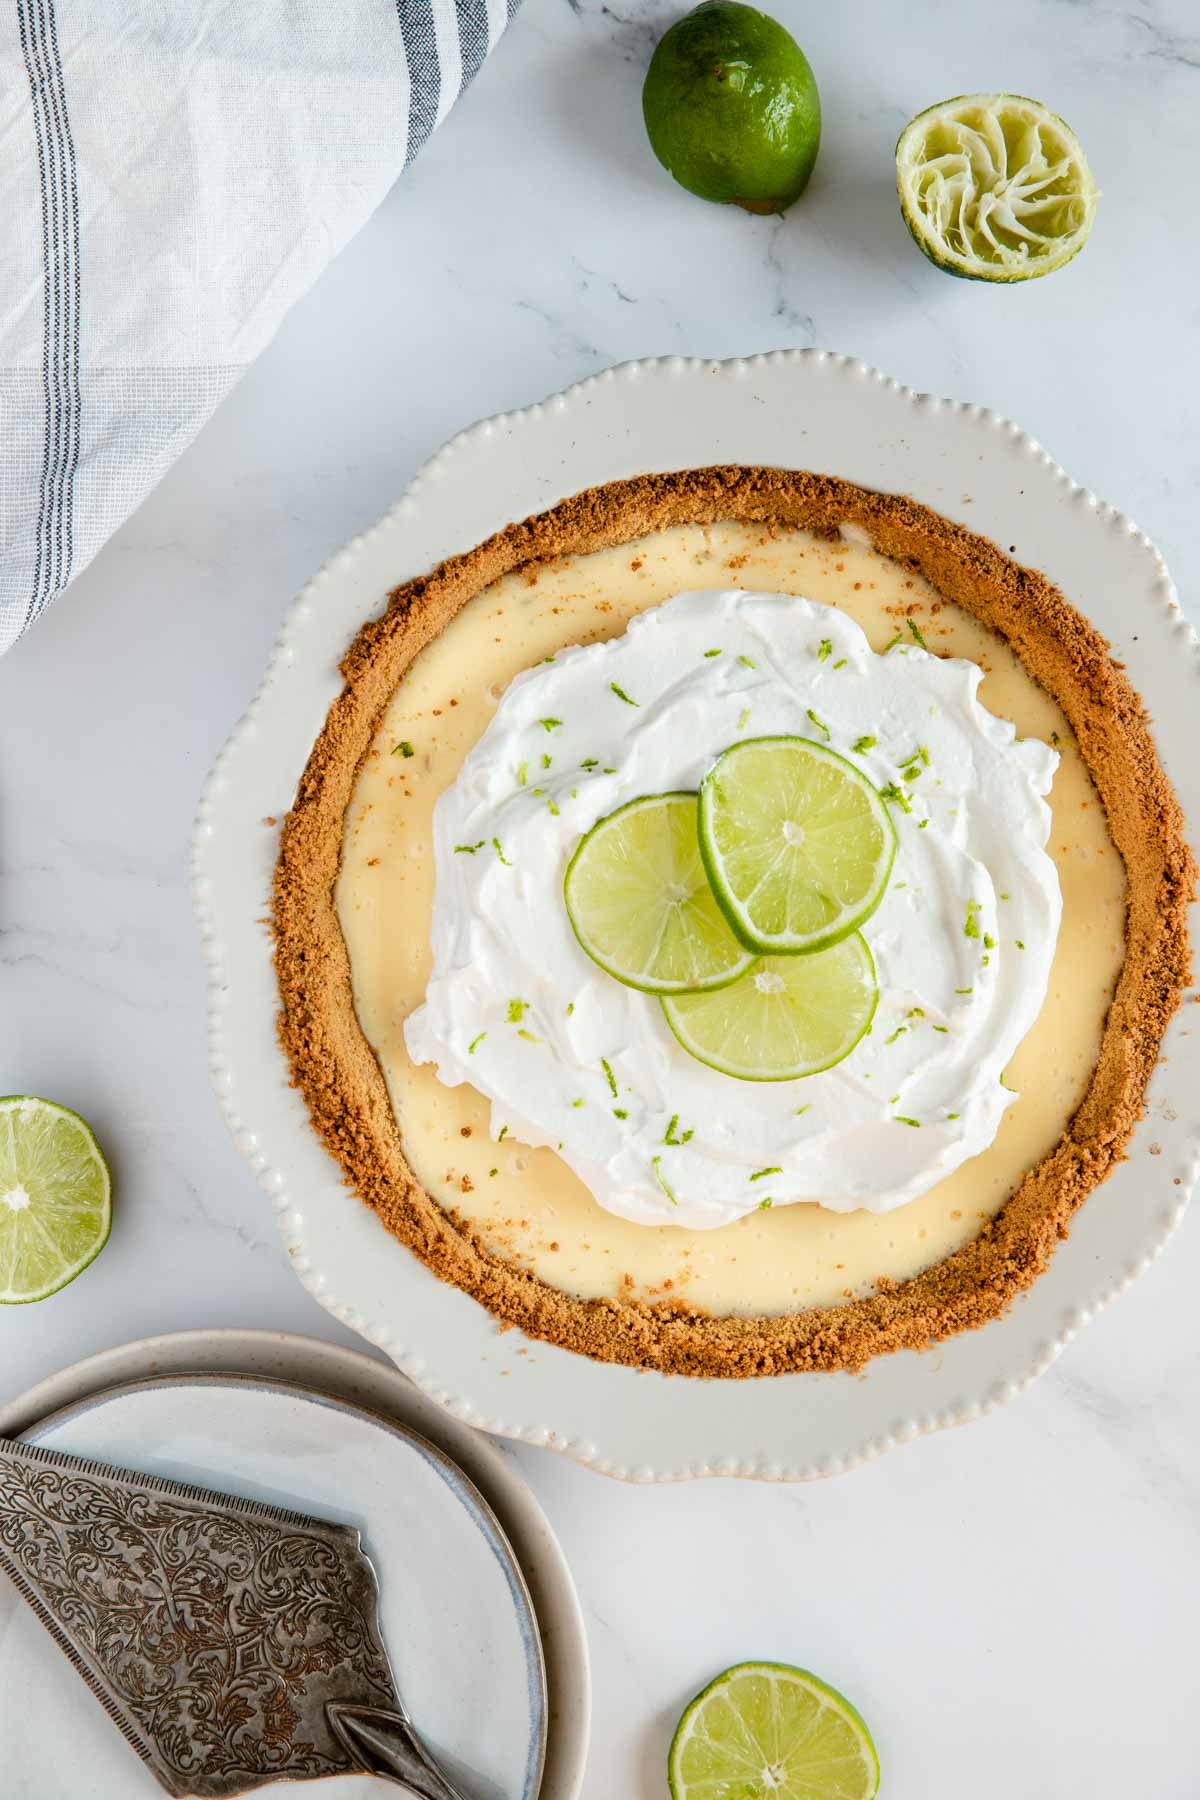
<box><xmin>0</xmin><ymin>1436</ymin><xmax>474</xmax><ymax>1798</ymax></box>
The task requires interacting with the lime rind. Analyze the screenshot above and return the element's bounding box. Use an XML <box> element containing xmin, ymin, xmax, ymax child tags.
<box><xmin>669</xmin><ymin>1660</ymin><xmax>880</xmax><ymax>1800</ymax></box>
<box><xmin>897</xmin><ymin>92</ymin><xmax>1098</xmax><ymax>283</ymax></box>
<box><xmin>643</xmin><ymin>2</ymin><xmax>821</xmax><ymax>215</ymax></box>
<box><xmin>0</xmin><ymin>1096</ymin><xmax>112</xmax><ymax>1304</ymax></box>
<box><xmin>698</xmin><ymin>737</ymin><xmax>896</xmax><ymax>956</ymax></box>
<box><xmin>564</xmin><ymin>792</ymin><xmax>758</xmax><ymax>995</ymax></box>
<box><xmin>662</xmin><ymin>935</ymin><xmax>878</xmax><ymax>1082</ymax></box>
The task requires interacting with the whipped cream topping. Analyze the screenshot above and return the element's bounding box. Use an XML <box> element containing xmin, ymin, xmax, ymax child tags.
<box><xmin>405</xmin><ymin>590</ymin><xmax>1061</xmax><ymax>1228</ymax></box>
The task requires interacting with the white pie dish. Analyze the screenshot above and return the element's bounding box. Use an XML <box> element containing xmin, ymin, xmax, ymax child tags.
<box><xmin>193</xmin><ymin>350</ymin><xmax>1200</xmax><ymax>1482</ymax></box>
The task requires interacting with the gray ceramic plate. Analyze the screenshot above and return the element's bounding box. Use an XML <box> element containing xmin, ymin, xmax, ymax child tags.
<box><xmin>0</xmin><ymin>1332</ymin><xmax>590</xmax><ymax>1800</ymax></box>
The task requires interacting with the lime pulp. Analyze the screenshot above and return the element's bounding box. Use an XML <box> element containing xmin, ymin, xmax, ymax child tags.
<box><xmin>669</xmin><ymin>1660</ymin><xmax>880</xmax><ymax>1800</ymax></box>
<box><xmin>662</xmin><ymin>935</ymin><xmax>877</xmax><ymax>1081</ymax></box>
<box><xmin>896</xmin><ymin>92</ymin><xmax>1098</xmax><ymax>281</ymax></box>
<box><xmin>0</xmin><ymin>1097</ymin><xmax>112</xmax><ymax>1303</ymax></box>
<box><xmin>698</xmin><ymin>736</ymin><xmax>895</xmax><ymax>956</ymax></box>
<box><xmin>564</xmin><ymin>792</ymin><xmax>758</xmax><ymax>994</ymax></box>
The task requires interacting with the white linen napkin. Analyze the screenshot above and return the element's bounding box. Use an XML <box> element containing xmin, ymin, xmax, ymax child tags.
<box><xmin>0</xmin><ymin>0</ymin><xmax>520</xmax><ymax>654</ymax></box>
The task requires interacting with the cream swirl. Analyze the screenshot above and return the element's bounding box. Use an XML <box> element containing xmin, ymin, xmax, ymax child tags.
<box><xmin>404</xmin><ymin>589</ymin><xmax>1061</xmax><ymax>1227</ymax></box>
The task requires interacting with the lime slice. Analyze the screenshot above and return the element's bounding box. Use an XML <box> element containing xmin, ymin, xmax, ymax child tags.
<box><xmin>0</xmin><ymin>1097</ymin><xmax>112</xmax><ymax>1303</ymax></box>
<box><xmin>662</xmin><ymin>935</ymin><xmax>877</xmax><ymax>1081</ymax></box>
<box><xmin>564</xmin><ymin>792</ymin><xmax>758</xmax><ymax>994</ymax></box>
<box><xmin>669</xmin><ymin>1661</ymin><xmax>880</xmax><ymax>1800</ymax></box>
<box><xmin>698</xmin><ymin>737</ymin><xmax>895</xmax><ymax>956</ymax></box>
<box><xmin>897</xmin><ymin>93</ymin><xmax>1098</xmax><ymax>282</ymax></box>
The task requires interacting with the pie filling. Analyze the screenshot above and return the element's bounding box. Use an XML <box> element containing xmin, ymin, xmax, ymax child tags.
<box><xmin>336</xmin><ymin>520</ymin><xmax>1125</xmax><ymax>1318</ymax></box>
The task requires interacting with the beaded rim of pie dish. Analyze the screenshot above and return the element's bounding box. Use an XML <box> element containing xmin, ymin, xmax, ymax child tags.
<box><xmin>271</xmin><ymin>463</ymin><xmax>1194</xmax><ymax>1378</ymax></box>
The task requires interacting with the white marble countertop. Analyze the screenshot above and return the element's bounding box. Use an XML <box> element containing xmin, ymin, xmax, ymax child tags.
<box><xmin>3</xmin><ymin>3</ymin><xmax>1199</xmax><ymax>1794</ymax></box>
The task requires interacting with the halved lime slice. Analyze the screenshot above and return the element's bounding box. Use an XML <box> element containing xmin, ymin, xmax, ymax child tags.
<box><xmin>669</xmin><ymin>1661</ymin><xmax>880</xmax><ymax>1800</ymax></box>
<box><xmin>0</xmin><ymin>1097</ymin><xmax>112</xmax><ymax>1303</ymax></box>
<box><xmin>897</xmin><ymin>93</ymin><xmax>1098</xmax><ymax>282</ymax></box>
<box><xmin>662</xmin><ymin>935</ymin><xmax>877</xmax><ymax>1081</ymax></box>
<box><xmin>698</xmin><ymin>737</ymin><xmax>895</xmax><ymax>956</ymax></box>
<box><xmin>564</xmin><ymin>792</ymin><xmax>758</xmax><ymax>994</ymax></box>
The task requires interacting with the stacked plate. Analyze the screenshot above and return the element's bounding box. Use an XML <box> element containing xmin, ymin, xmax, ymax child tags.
<box><xmin>0</xmin><ymin>1330</ymin><xmax>590</xmax><ymax>1799</ymax></box>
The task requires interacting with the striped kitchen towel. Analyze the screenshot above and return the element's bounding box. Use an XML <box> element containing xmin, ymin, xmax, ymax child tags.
<box><xmin>0</xmin><ymin>1</ymin><xmax>520</xmax><ymax>654</ymax></box>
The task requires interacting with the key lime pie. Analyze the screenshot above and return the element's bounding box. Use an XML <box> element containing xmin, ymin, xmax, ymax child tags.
<box><xmin>274</xmin><ymin>470</ymin><xmax>1192</xmax><ymax>1375</ymax></box>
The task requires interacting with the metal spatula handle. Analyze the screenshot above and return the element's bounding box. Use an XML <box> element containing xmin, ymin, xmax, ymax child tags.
<box><xmin>326</xmin><ymin>1703</ymin><xmax>470</xmax><ymax>1798</ymax></box>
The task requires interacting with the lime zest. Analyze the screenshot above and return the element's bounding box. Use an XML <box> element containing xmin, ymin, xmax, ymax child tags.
<box><xmin>498</xmin><ymin>1125</ymin><xmax>509</xmax><ymax>1141</ymax></box>
<box><xmin>610</xmin><ymin>681</ymin><xmax>639</xmax><ymax>706</ymax></box>
<box><xmin>834</xmin><ymin>657</ymin><xmax>848</xmax><ymax>669</ymax></box>
<box><xmin>581</xmin><ymin>757</ymin><xmax>599</xmax><ymax>770</ymax></box>
<box><xmin>795</xmin><ymin>1103</ymin><xmax>810</xmax><ymax>1115</ymax></box>
<box><xmin>703</xmin><ymin>647</ymin><xmax>723</xmax><ymax>658</ymax></box>
<box><xmin>542</xmin><ymin>752</ymin><xmax>552</xmax><ymax>769</ymax></box>
<box><xmin>393</xmin><ymin>740</ymin><xmax>415</xmax><ymax>758</ymax></box>
<box><xmin>853</xmin><ymin>734</ymin><xmax>877</xmax><ymax>754</ymax></box>
<box><xmin>738</xmin><ymin>654</ymin><xmax>756</xmax><ymax>669</ymax></box>
<box><xmin>895</xmin><ymin>1115</ymin><xmax>921</xmax><ymax>1127</ymax></box>
<box><xmin>517</xmin><ymin>1028</ymin><xmax>539</xmax><ymax>1043</ymax></box>
<box><xmin>907</xmin><ymin>617</ymin><xmax>928</xmax><ymax>648</ymax></box>
<box><xmin>468</xmin><ymin>1031</ymin><xmax>486</xmax><ymax>1054</ymax></box>
<box><xmin>964</xmin><ymin>899</ymin><xmax>982</xmax><ymax>939</ymax></box>
<box><xmin>882</xmin><ymin>632</ymin><xmax>903</xmax><ymax>652</ymax></box>
<box><xmin>507</xmin><ymin>998</ymin><xmax>528</xmax><ymax>1023</ymax></box>
<box><xmin>455</xmin><ymin>840</ymin><xmax>484</xmax><ymax>854</ymax></box>
<box><xmin>805</xmin><ymin>707</ymin><xmax>830</xmax><ymax>740</ymax></box>
<box><xmin>737</xmin><ymin>707</ymin><xmax>752</xmax><ymax>729</ymax></box>
<box><xmin>517</xmin><ymin>761</ymin><xmax>528</xmax><ymax>786</ymax></box>
<box><xmin>651</xmin><ymin>1154</ymin><xmax>680</xmax><ymax>1205</ymax></box>
<box><xmin>879</xmin><ymin>782</ymin><xmax>911</xmax><ymax>814</ymax></box>
<box><xmin>817</xmin><ymin>638</ymin><xmax>832</xmax><ymax>661</ymax></box>
<box><xmin>492</xmin><ymin>837</ymin><xmax>512</xmax><ymax>866</ymax></box>
<box><xmin>539</xmin><ymin>717</ymin><xmax>563</xmax><ymax>732</ymax></box>
<box><xmin>600</xmin><ymin>1057</ymin><xmax>618</xmax><ymax>1098</ymax></box>
<box><xmin>749</xmin><ymin>1166</ymin><xmax>781</xmax><ymax>1181</ymax></box>
<box><xmin>613</xmin><ymin>1107</ymin><xmax>629</xmax><ymax>1120</ymax></box>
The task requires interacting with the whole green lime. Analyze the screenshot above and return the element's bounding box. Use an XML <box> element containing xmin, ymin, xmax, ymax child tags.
<box><xmin>643</xmin><ymin>2</ymin><xmax>821</xmax><ymax>214</ymax></box>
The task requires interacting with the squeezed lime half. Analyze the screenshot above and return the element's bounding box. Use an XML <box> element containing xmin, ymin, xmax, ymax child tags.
<box><xmin>897</xmin><ymin>92</ymin><xmax>1098</xmax><ymax>281</ymax></box>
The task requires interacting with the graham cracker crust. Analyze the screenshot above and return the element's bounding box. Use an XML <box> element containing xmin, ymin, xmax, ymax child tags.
<box><xmin>273</xmin><ymin>467</ymin><xmax>1194</xmax><ymax>1376</ymax></box>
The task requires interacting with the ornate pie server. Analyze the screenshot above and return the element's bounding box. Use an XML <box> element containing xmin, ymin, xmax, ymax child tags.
<box><xmin>0</xmin><ymin>1437</ymin><xmax>472</xmax><ymax>1798</ymax></box>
